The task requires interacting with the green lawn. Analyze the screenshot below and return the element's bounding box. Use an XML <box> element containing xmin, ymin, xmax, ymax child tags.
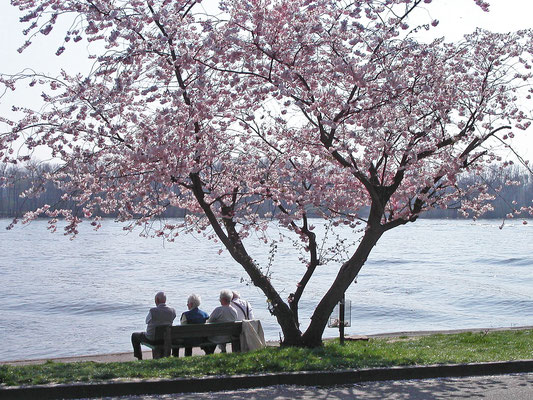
<box><xmin>1</xmin><ymin>329</ymin><xmax>532</xmax><ymax>386</ymax></box>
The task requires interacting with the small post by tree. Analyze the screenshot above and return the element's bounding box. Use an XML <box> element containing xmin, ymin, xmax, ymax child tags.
<box><xmin>1</xmin><ymin>0</ymin><xmax>532</xmax><ymax>347</ymax></box>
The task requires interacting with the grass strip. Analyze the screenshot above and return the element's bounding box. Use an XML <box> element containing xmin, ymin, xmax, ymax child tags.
<box><xmin>1</xmin><ymin>329</ymin><xmax>532</xmax><ymax>386</ymax></box>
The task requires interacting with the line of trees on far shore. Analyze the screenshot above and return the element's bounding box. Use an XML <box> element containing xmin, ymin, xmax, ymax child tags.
<box><xmin>1</xmin><ymin>162</ymin><xmax>531</xmax><ymax>221</ymax></box>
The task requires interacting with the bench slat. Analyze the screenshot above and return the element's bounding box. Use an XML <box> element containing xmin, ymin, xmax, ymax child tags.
<box><xmin>154</xmin><ymin>321</ymin><xmax>242</xmax><ymax>340</ymax></box>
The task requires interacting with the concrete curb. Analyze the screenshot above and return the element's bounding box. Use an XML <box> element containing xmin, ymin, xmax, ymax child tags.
<box><xmin>2</xmin><ymin>360</ymin><xmax>533</xmax><ymax>399</ymax></box>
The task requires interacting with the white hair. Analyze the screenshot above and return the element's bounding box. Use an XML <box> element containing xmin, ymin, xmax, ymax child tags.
<box><xmin>187</xmin><ymin>294</ymin><xmax>201</xmax><ymax>309</ymax></box>
<box><xmin>219</xmin><ymin>289</ymin><xmax>233</xmax><ymax>303</ymax></box>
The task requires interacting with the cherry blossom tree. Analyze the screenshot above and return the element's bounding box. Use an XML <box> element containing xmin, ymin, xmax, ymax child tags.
<box><xmin>1</xmin><ymin>0</ymin><xmax>532</xmax><ymax>346</ymax></box>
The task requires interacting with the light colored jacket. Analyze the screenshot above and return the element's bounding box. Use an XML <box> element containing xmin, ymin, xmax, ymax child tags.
<box><xmin>207</xmin><ymin>305</ymin><xmax>238</xmax><ymax>343</ymax></box>
<box><xmin>231</xmin><ymin>297</ymin><xmax>254</xmax><ymax>321</ymax></box>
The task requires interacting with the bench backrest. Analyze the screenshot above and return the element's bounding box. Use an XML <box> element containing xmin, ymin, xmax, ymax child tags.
<box><xmin>154</xmin><ymin>321</ymin><xmax>243</xmax><ymax>341</ymax></box>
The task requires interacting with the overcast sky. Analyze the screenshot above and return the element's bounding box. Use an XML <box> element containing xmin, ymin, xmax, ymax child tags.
<box><xmin>1</xmin><ymin>0</ymin><xmax>532</xmax><ymax>160</ymax></box>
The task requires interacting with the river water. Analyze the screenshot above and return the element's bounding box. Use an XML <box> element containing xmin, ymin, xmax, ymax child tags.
<box><xmin>0</xmin><ymin>218</ymin><xmax>531</xmax><ymax>361</ymax></box>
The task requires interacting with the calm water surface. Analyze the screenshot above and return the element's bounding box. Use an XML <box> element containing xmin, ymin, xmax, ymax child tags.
<box><xmin>0</xmin><ymin>218</ymin><xmax>531</xmax><ymax>361</ymax></box>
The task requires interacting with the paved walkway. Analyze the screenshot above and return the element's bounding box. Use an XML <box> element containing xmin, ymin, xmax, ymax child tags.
<box><xmin>82</xmin><ymin>373</ymin><xmax>533</xmax><ymax>400</ymax></box>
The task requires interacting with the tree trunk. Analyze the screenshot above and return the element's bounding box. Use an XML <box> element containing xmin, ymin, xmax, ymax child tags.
<box><xmin>190</xmin><ymin>171</ymin><xmax>392</xmax><ymax>348</ymax></box>
<box><xmin>301</xmin><ymin>223</ymin><xmax>385</xmax><ymax>347</ymax></box>
<box><xmin>189</xmin><ymin>173</ymin><xmax>304</xmax><ymax>344</ymax></box>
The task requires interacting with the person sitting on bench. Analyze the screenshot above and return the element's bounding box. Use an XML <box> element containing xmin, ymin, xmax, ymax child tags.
<box><xmin>231</xmin><ymin>291</ymin><xmax>254</xmax><ymax>321</ymax></box>
<box><xmin>179</xmin><ymin>293</ymin><xmax>209</xmax><ymax>356</ymax></box>
<box><xmin>203</xmin><ymin>289</ymin><xmax>238</xmax><ymax>354</ymax></box>
<box><xmin>131</xmin><ymin>291</ymin><xmax>176</xmax><ymax>360</ymax></box>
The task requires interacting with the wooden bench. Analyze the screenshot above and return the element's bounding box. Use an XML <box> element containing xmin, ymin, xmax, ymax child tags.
<box><xmin>142</xmin><ymin>321</ymin><xmax>243</xmax><ymax>359</ymax></box>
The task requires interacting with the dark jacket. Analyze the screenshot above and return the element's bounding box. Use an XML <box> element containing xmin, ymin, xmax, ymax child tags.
<box><xmin>181</xmin><ymin>307</ymin><xmax>209</xmax><ymax>325</ymax></box>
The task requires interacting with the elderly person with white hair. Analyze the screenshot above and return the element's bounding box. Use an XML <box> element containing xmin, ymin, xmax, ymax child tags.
<box><xmin>178</xmin><ymin>294</ymin><xmax>210</xmax><ymax>357</ymax></box>
<box><xmin>131</xmin><ymin>291</ymin><xmax>176</xmax><ymax>360</ymax></box>
<box><xmin>203</xmin><ymin>289</ymin><xmax>238</xmax><ymax>354</ymax></box>
<box><xmin>231</xmin><ymin>291</ymin><xmax>254</xmax><ymax>321</ymax></box>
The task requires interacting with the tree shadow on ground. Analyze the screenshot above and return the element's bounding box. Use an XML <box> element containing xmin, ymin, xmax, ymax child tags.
<box><xmin>115</xmin><ymin>373</ymin><xmax>533</xmax><ymax>399</ymax></box>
